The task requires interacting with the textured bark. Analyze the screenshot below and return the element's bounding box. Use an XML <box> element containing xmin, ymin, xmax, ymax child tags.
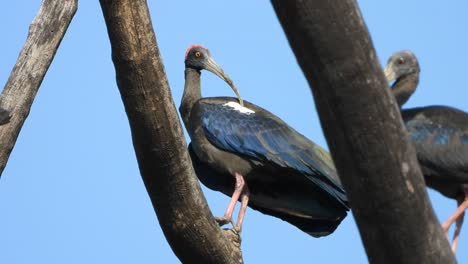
<box><xmin>271</xmin><ymin>1</ymin><xmax>455</xmax><ymax>263</ymax></box>
<box><xmin>99</xmin><ymin>1</ymin><xmax>242</xmax><ymax>263</ymax></box>
<box><xmin>0</xmin><ymin>0</ymin><xmax>77</xmax><ymax>176</ymax></box>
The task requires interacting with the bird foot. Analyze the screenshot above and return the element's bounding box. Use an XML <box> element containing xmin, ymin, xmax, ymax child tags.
<box><xmin>231</xmin><ymin>225</ymin><xmax>241</xmax><ymax>236</ymax></box>
<box><xmin>215</xmin><ymin>216</ymin><xmax>242</xmax><ymax>235</ymax></box>
<box><xmin>215</xmin><ymin>216</ymin><xmax>235</xmax><ymax>227</ymax></box>
<box><xmin>222</xmin><ymin>227</ymin><xmax>242</xmax><ymax>248</ymax></box>
<box><xmin>214</xmin><ymin>173</ymin><xmax>248</xmax><ymax>235</ymax></box>
<box><xmin>233</xmin><ymin>224</ymin><xmax>242</xmax><ymax>235</ymax></box>
<box><xmin>224</xmin><ymin>225</ymin><xmax>241</xmax><ymax>237</ymax></box>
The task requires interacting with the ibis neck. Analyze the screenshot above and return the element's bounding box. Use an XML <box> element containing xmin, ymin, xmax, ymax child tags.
<box><xmin>391</xmin><ymin>73</ymin><xmax>419</xmax><ymax>107</ymax></box>
<box><xmin>180</xmin><ymin>68</ymin><xmax>201</xmax><ymax>128</ymax></box>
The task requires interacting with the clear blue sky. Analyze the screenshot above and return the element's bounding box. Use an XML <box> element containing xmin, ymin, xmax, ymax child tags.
<box><xmin>1</xmin><ymin>1</ymin><xmax>467</xmax><ymax>263</ymax></box>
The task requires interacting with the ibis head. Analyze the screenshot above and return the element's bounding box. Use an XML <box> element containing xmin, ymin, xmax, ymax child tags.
<box><xmin>384</xmin><ymin>50</ymin><xmax>420</xmax><ymax>82</ymax></box>
<box><xmin>185</xmin><ymin>45</ymin><xmax>243</xmax><ymax>106</ymax></box>
<box><xmin>384</xmin><ymin>50</ymin><xmax>420</xmax><ymax>106</ymax></box>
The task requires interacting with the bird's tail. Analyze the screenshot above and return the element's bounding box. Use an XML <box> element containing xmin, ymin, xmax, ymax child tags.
<box><xmin>249</xmin><ymin>203</ymin><xmax>347</xmax><ymax>237</ymax></box>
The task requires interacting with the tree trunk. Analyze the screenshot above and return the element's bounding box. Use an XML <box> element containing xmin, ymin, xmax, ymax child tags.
<box><xmin>271</xmin><ymin>1</ymin><xmax>455</xmax><ymax>263</ymax></box>
<box><xmin>0</xmin><ymin>0</ymin><xmax>78</xmax><ymax>177</ymax></box>
<box><xmin>98</xmin><ymin>1</ymin><xmax>242</xmax><ymax>263</ymax></box>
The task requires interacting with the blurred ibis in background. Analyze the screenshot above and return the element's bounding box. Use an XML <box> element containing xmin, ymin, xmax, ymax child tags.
<box><xmin>384</xmin><ymin>50</ymin><xmax>468</xmax><ymax>252</ymax></box>
<box><xmin>179</xmin><ymin>45</ymin><xmax>349</xmax><ymax>237</ymax></box>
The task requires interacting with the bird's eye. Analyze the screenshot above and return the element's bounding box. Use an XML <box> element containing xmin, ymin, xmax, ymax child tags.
<box><xmin>398</xmin><ymin>58</ymin><xmax>405</xmax><ymax>64</ymax></box>
<box><xmin>195</xmin><ymin>52</ymin><xmax>201</xmax><ymax>58</ymax></box>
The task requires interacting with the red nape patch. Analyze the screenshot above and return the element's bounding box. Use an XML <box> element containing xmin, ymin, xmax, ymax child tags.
<box><xmin>185</xmin><ymin>44</ymin><xmax>206</xmax><ymax>59</ymax></box>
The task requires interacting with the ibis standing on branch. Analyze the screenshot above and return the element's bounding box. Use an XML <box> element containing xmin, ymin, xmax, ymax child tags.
<box><xmin>384</xmin><ymin>50</ymin><xmax>468</xmax><ymax>253</ymax></box>
<box><xmin>179</xmin><ymin>44</ymin><xmax>349</xmax><ymax>237</ymax></box>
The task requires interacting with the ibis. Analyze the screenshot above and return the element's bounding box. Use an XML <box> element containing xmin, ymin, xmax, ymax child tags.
<box><xmin>179</xmin><ymin>45</ymin><xmax>349</xmax><ymax>237</ymax></box>
<box><xmin>384</xmin><ymin>50</ymin><xmax>468</xmax><ymax>252</ymax></box>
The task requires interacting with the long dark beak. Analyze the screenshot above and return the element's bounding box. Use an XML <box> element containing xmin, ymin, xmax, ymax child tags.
<box><xmin>204</xmin><ymin>57</ymin><xmax>244</xmax><ymax>106</ymax></box>
<box><xmin>383</xmin><ymin>65</ymin><xmax>396</xmax><ymax>82</ymax></box>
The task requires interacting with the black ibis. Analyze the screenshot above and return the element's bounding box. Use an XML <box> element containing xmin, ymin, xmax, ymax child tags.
<box><xmin>384</xmin><ymin>50</ymin><xmax>468</xmax><ymax>252</ymax></box>
<box><xmin>180</xmin><ymin>44</ymin><xmax>349</xmax><ymax>237</ymax></box>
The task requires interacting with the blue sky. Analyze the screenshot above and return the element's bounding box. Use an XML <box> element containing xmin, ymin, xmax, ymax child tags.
<box><xmin>1</xmin><ymin>1</ymin><xmax>467</xmax><ymax>263</ymax></box>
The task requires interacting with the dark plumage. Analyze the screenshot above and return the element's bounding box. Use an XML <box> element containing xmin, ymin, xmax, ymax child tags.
<box><xmin>384</xmin><ymin>50</ymin><xmax>468</xmax><ymax>252</ymax></box>
<box><xmin>180</xmin><ymin>45</ymin><xmax>349</xmax><ymax>237</ymax></box>
<box><xmin>0</xmin><ymin>107</ymin><xmax>10</xmax><ymax>125</ymax></box>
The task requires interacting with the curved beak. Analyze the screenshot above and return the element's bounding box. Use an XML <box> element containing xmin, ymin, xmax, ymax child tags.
<box><xmin>383</xmin><ymin>65</ymin><xmax>396</xmax><ymax>82</ymax></box>
<box><xmin>204</xmin><ymin>57</ymin><xmax>244</xmax><ymax>106</ymax></box>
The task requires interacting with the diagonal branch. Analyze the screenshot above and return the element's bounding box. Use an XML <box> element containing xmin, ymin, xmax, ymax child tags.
<box><xmin>99</xmin><ymin>1</ymin><xmax>242</xmax><ymax>263</ymax></box>
<box><xmin>0</xmin><ymin>0</ymin><xmax>78</xmax><ymax>177</ymax></box>
<box><xmin>271</xmin><ymin>1</ymin><xmax>455</xmax><ymax>263</ymax></box>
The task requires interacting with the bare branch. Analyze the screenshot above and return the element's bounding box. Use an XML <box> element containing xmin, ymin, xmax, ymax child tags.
<box><xmin>98</xmin><ymin>1</ymin><xmax>242</xmax><ymax>263</ymax></box>
<box><xmin>0</xmin><ymin>0</ymin><xmax>78</xmax><ymax>176</ymax></box>
<box><xmin>271</xmin><ymin>1</ymin><xmax>455</xmax><ymax>263</ymax></box>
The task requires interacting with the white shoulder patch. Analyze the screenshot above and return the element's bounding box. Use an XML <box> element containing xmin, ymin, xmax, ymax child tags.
<box><xmin>223</xmin><ymin>101</ymin><xmax>255</xmax><ymax>114</ymax></box>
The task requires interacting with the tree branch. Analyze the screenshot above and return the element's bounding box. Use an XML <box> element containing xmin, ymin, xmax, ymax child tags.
<box><xmin>99</xmin><ymin>1</ymin><xmax>242</xmax><ymax>263</ymax></box>
<box><xmin>271</xmin><ymin>1</ymin><xmax>455</xmax><ymax>263</ymax></box>
<box><xmin>0</xmin><ymin>0</ymin><xmax>77</xmax><ymax>177</ymax></box>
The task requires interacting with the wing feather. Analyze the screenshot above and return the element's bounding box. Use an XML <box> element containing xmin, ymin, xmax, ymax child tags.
<box><xmin>404</xmin><ymin>110</ymin><xmax>468</xmax><ymax>181</ymax></box>
<box><xmin>200</xmin><ymin>102</ymin><xmax>348</xmax><ymax>206</ymax></box>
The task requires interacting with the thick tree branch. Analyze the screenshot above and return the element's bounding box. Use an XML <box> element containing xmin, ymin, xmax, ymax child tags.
<box><xmin>271</xmin><ymin>1</ymin><xmax>455</xmax><ymax>263</ymax></box>
<box><xmin>0</xmin><ymin>0</ymin><xmax>77</xmax><ymax>176</ymax></box>
<box><xmin>99</xmin><ymin>1</ymin><xmax>242</xmax><ymax>263</ymax></box>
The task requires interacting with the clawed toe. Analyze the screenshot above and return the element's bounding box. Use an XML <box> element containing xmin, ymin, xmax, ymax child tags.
<box><xmin>232</xmin><ymin>225</ymin><xmax>241</xmax><ymax>236</ymax></box>
<box><xmin>215</xmin><ymin>216</ymin><xmax>243</xmax><ymax>236</ymax></box>
<box><xmin>215</xmin><ymin>216</ymin><xmax>234</xmax><ymax>227</ymax></box>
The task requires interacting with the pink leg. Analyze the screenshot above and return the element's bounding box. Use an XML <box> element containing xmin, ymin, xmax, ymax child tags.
<box><xmin>451</xmin><ymin>208</ymin><xmax>464</xmax><ymax>253</ymax></box>
<box><xmin>442</xmin><ymin>199</ymin><xmax>468</xmax><ymax>236</ymax></box>
<box><xmin>215</xmin><ymin>173</ymin><xmax>246</xmax><ymax>226</ymax></box>
<box><xmin>234</xmin><ymin>185</ymin><xmax>250</xmax><ymax>233</ymax></box>
<box><xmin>450</xmin><ymin>193</ymin><xmax>468</xmax><ymax>253</ymax></box>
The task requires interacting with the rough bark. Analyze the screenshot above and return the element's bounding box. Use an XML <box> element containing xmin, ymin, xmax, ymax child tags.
<box><xmin>99</xmin><ymin>1</ymin><xmax>242</xmax><ymax>263</ymax></box>
<box><xmin>271</xmin><ymin>1</ymin><xmax>455</xmax><ymax>263</ymax></box>
<box><xmin>0</xmin><ymin>0</ymin><xmax>78</xmax><ymax>177</ymax></box>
